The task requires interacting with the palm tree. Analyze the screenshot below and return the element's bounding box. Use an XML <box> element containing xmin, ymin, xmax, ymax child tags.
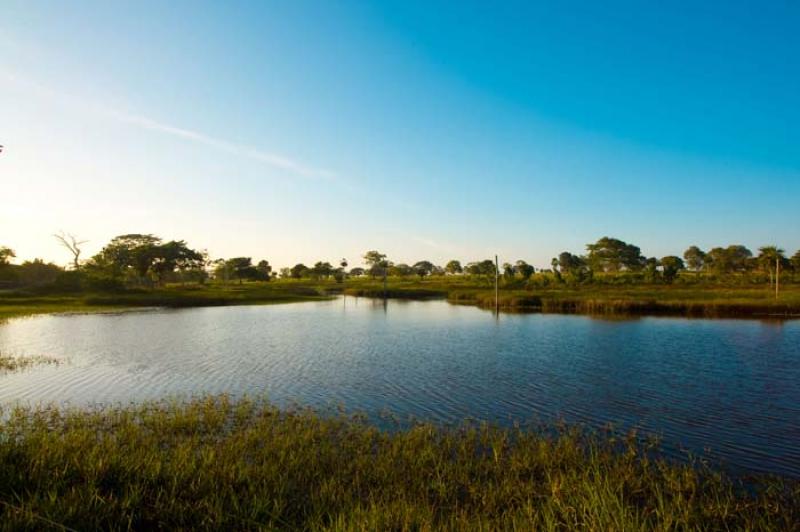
<box><xmin>757</xmin><ymin>246</ymin><xmax>785</xmax><ymax>298</ymax></box>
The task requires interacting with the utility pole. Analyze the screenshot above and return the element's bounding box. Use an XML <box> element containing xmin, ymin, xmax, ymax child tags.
<box><xmin>383</xmin><ymin>261</ymin><xmax>388</xmax><ymax>299</ymax></box>
<box><xmin>495</xmin><ymin>254</ymin><xmax>499</xmax><ymax>314</ymax></box>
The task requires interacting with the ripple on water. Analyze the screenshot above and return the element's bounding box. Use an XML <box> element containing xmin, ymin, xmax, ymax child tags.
<box><xmin>1</xmin><ymin>298</ymin><xmax>799</xmax><ymax>477</ymax></box>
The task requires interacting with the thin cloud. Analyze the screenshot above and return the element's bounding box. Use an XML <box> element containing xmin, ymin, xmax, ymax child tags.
<box><xmin>1</xmin><ymin>69</ymin><xmax>336</xmax><ymax>180</ymax></box>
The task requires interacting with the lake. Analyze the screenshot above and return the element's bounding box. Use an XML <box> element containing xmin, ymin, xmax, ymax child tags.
<box><xmin>1</xmin><ymin>297</ymin><xmax>799</xmax><ymax>477</ymax></box>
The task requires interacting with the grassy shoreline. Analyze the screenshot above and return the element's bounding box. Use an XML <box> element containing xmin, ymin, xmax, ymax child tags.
<box><xmin>1</xmin><ymin>396</ymin><xmax>797</xmax><ymax>530</ymax></box>
<box><xmin>2</xmin><ymin>279</ymin><xmax>800</xmax><ymax>320</ymax></box>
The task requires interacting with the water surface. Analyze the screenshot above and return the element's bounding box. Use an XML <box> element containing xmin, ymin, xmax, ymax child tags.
<box><xmin>1</xmin><ymin>298</ymin><xmax>798</xmax><ymax>477</ymax></box>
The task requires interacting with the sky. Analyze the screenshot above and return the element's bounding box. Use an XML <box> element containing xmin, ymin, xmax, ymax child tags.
<box><xmin>1</xmin><ymin>0</ymin><xmax>798</xmax><ymax>269</ymax></box>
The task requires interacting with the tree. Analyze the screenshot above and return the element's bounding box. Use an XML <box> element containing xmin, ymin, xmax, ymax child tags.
<box><xmin>444</xmin><ymin>260</ymin><xmax>463</xmax><ymax>275</ymax></box>
<box><xmin>706</xmin><ymin>245</ymin><xmax>752</xmax><ymax>274</ymax></box>
<box><xmin>757</xmin><ymin>246</ymin><xmax>786</xmax><ymax>289</ymax></box>
<box><xmin>515</xmin><ymin>260</ymin><xmax>534</xmax><ymax>280</ymax></box>
<box><xmin>683</xmin><ymin>246</ymin><xmax>706</xmax><ymax>272</ymax></box>
<box><xmin>0</xmin><ymin>246</ymin><xmax>15</xmax><ymax>266</ymax></box>
<box><xmin>550</xmin><ymin>258</ymin><xmax>562</xmax><ymax>282</ymax></box>
<box><xmin>411</xmin><ymin>261</ymin><xmax>434</xmax><ymax>279</ymax></box>
<box><xmin>92</xmin><ymin>234</ymin><xmax>162</xmax><ymax>282</ymax></box>
<box><xmin>53</xmin><ymin>232</ymin><xmax>88</xmax><ymax>270</ymax></box>
<box><xmin>256</xmin><ymin>260</ymin><xmax>272</xmax><ymax>281</ymax></box>
<box><xmin>792</xmin><ymin>250</ymin><xmax>800</xmax><ymax>275</ymax></box>
<box><xmin>290</xmin><ymin>263</ymin><xmax>310</xmax><ymax>279</ymax></box>
<box><xmin>364</xmin><ymin>250</ymin><xmax>386</xmax><ymax>277</ymax></box>
<box><xmin>150</xmin><ymin>241</ymin><xmax>205</xmax><ymax>285</ymax></box>
<box><xmin>348</xmin><ymin>267</ymin><xmax>365</xmax><ymax>277</ymax></box>
<box><xmin>586</xmin><ymin>237</ymin><xmax>644</xmax><ymax>272</ymax></box>
<box><xmin>477</xmin><ymin>259</ymin><xmax>496</xmax><ymax>278</ymax></box>
<box><xmin>17</xmin><ymin>259</ymin><xmax>63</xmax><ymax>286</ymax></box>
<box><xmin>643</xmin><ymin>257</ymin><xmax>660</xmax><ymax>283</ymax></box>
<box><xmin>223</xmin><ymin>257</ymin><xmax>258</xmax><ymax>284</ymax></box>
<box><xmin>660</xmin><ymin>256</ymin><xmax>685</xmax><ymax>283</ymax></box>
<box><xmin>502</xmin><ymin>262</ymin><xmax>515</xmax><ymax>279</ymax></box>
<box><xmin>311</xmin><ymin>261</ymin><xmax>334</xmax><ymax>279</ymax></box>
<box><xmin>390</xmin><ymin>263</ymin><xmax>413</xmax><ymax>277</ymax></box>
<box><xmin>556</xmin><ymin>252</ymin><xmax>587</xmax><ymax>275</ymax></box>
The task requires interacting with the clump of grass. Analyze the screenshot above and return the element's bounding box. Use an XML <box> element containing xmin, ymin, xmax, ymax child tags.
<box><xmin>0</xmin><ymin>352</ymin><xmax>59</xmax><ymax>372</ymax></box>
<box><xmin>0</xmin><ymin>396</ymin><xmax>797</xmax><ymax>530</ymax></box>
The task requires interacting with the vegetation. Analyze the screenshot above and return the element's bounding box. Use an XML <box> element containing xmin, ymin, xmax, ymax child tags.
<box><xmin>0</xmin><ymin>396</ymin><xmax>797</xmax><ymax>530</ymax></box>
<box><xmin>0</xmin><ymin>352</ymin><xmax>59</xmax><ymax>372</ymax></box>
<box><xmin>2</xmin><ymin>235</ymin><xmax>800</xmax><ymax>319</ymax></box>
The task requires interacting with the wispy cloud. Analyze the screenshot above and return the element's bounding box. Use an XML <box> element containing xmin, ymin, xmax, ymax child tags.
<box><xmin>0</xmin><ymin>69</ymin><xmax>336</xmax><ymax>180</ymax></box>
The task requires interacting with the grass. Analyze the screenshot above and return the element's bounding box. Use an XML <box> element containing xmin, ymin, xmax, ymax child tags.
<box><xmin>0</xmin><ymin>282</ymin><xmax>333</xmax><ymax>320</ymax></box>
<box><xmin>0</xmin><ymin>395</ymin><xmax>797</xmax><ymax>530</ymax></box>
<box><xmin>2</xmin><ymin>277</ymin><xmax>800</xmax><ymax>320</ymax></box>
<box><xmin>344</xmin><ymin>277</ymin><xmax>800</xmax><ymax>317</ymax></box>
<box><xmin>0</xmin><ymin>352</ymin><xmax>60</xmax><ymax>372</ymax></box>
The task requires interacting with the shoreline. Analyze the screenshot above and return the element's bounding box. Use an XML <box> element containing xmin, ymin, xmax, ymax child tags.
<box><xmin>2</xmin><ymin>281</ymin><xmax>800</xmax><ymax>320</ymax></box>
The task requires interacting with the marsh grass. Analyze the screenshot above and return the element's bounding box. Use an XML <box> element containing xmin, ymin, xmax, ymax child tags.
<box><xmin>0</xmin><ymin>352</ymin><xmax>60</xmax><ymax>372</ymax></box>
<box><xmin>3</xmin><ymin>278</ymin><xmax>800</xmax><ymax>320</ymax></box>
<box><xmin>0</xmin><ymin>395</ymin><xmax>797</xmax><ymax>530</ymax></box>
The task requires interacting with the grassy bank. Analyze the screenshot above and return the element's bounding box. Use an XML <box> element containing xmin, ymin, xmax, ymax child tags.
<box><xmin>0</xmin><ymin>396</ymin><xmax>797</xmax><ymax>530</ymax></box>
<box><xmin>0</xmin><ymin>282</ymin><xmax>333</xmax><ymax>320</ymax></box>
<box><xmin>344</xmin><ymin>278</ymin><xmax>800</xmax><ymax>317</ymax></box>
<box><xmin>2</xmin><ymin>278</ymin><xmax>800</xmax><ymax>320</ymax></box>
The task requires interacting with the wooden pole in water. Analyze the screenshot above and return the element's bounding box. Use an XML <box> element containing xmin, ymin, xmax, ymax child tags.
<box><xmin>495</xmin><ymin>254</ymin><xmax>499</xmax><ymax>313</ymax></box>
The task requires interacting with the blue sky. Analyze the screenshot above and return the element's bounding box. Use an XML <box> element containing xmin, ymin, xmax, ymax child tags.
<box><xmin>1</xmin><ymin>1</ymin><xmax>798</xmax><ymax>268</ymax></box>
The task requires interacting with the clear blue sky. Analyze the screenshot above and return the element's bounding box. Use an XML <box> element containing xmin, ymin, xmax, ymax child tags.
<box><xmin>1</xmin><ymin>1</ymin><xmax>798</xmax><ymax>268</ymax></box>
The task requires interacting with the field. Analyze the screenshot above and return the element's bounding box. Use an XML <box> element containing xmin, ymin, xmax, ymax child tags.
<box><xmin>2</xmin><ymin>276</ymin><xmax>800</xmax><ymax>320</ymax></box>
<box><xmin>0</xmin><ymin>395</ymin><xmax>797</xmax><ymax>530</ymax></box>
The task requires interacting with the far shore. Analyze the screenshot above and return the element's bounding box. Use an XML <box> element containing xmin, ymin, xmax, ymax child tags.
<box><xmin>2</xmin><ymin>278</ymin><xmax>800</xmax><ymax>320</ymax></box>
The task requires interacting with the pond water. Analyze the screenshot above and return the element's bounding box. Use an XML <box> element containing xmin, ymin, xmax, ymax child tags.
<box><xmin>1</xmin><ymin>297</ymin><xmax>799</xmax><ymax>477</ymax></box>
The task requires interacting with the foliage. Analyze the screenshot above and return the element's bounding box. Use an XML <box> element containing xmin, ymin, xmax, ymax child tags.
<box><xmin>444</xmin><ymin>260</ymin><xmax>462</xmax><ymax>274</ymax></box>
<box><xmin>683</xmin><ymin>246</ymin><xmax>706</xmax><ymax>272</ymax></box>
<box><xmin>586</xmin><ymin>237</ymin><xmax>644</xmax><ymax>272</ymax></box>
<box><xmin>0</xmin><ymin>246</ymin><xmax>15</xmax><ymax>266</ymax></box>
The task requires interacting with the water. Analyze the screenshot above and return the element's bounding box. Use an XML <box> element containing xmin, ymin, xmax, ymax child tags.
<box><xmin>1</xmin><ymin>297</ymin><xmax>799</xmax><ymax>477</ymax></box>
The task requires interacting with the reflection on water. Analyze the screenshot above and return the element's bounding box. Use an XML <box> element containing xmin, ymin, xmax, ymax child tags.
<box><xmin>1</xmin><ymin>297</ymin><xmax>799</xmax><ymax>477</ymax></box>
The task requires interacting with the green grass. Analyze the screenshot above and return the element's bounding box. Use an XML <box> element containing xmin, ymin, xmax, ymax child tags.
<box><xmin>0</xmin><ymin>395</ymin><xmax>797</xmax><ymax>530</ymax></box>
<box><xmin>0</xmin><ymin>282</ymin><xmax>333</xmax><ymax>320</ymax></box>
<box><xmin>343</xmin><ymin>277</ymin><xmax>800</xmax><ymax>317</ymax></box>
<box><xmin>2</xmin><ymin>277</ymin><xmax>799</xmax><ymax>320</ymax></box>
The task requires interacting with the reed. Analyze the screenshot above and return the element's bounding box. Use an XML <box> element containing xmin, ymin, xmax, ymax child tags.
<box><xmin>0</xmin><ymin>396</ymin><xmax>797</xmax><ymax>530</ymax></box>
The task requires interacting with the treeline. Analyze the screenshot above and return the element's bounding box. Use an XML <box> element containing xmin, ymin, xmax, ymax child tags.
<box><xmin>0</xmin><ymin>234</ymin><xmax>273</xmax><ymax>291</ymax></box>
<box><xmin>1</xmin><ymin>235</ymin><xmax>799</xmax><ymax>292</ymax></box>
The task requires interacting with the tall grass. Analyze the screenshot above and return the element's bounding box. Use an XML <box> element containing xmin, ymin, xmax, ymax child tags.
<box><xmin>0</xmin><ymin>396</ymin><xmax>797</xmax><ymax>530</ymax></box>
<box><xmin>3</xmin><ymin>278</ymin><xmax>800</xmax><ymax>319</ymax></box>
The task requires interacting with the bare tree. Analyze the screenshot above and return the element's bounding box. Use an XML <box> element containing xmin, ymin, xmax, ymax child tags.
<box><xmin>54</xmin><ymin>232</ymin><xmax>88</xmax><ymax>270</ymax></box>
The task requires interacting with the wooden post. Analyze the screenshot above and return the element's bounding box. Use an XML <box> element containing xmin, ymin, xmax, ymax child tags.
<box><xmin>495</xmin><ymin>254</ymin><xmax>499</xmax><ymax>313</ymax></box>
<box><xmin>776</xmin><ymin>257</ymin><xmax>780</xmax><ymax>299</ymax></box>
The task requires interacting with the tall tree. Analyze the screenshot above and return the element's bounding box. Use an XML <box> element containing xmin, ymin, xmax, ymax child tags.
<box><xmin>53</xmin><ymin>232</ymin><xmax>88</xmax><ymax>270</ymax></box>
<box><xmin>290</xmin><ymin>263</ymin><xmax>310</xmax><ymax>279</ymax></box>
<box><xmin>363</xmin><ymin>250</ymin><xmax>387</xmax><ymax>279</ymax></box>
<box><xmin>311</xmin><ymin>261</ymin><xmax>334</xmax><ymax>279</ymax></box>
<box><xmin>225</xmin><ymin>257</ymin><xmax>257</xmax><ymax>284</ymax></box>
<box><xmin>515</xmin><ymin>260</ymin><xmax>534</xmax><ymax>280</ymax></box>
<box><xmin>683</xmin><ymin>246</ymin><xmax>706</xmax><ymax>272</ymax></box>
<box><xmin>0</xmin><ymin>246</ymin><xmax>14</xmax><ymax>266</ymax></box>
<box><xmin>660</xmin><ymin>256</ymin><xmax>685</xmax><ymax>283</ymax></box>
<box><xmin>586</xmin><ymin>237</ymin><xmax>644</xmax><ymax>272</ymax></box>
<box><xmin>412</xmin><ymin>261</ymin><xmax>435</xmax><ymax>279</ymax></box>
<box><xmin>757</xmin><ymin>246</ymin><xmax>786</xmax><ymax>289</ymax></box>
<box><xmin>444</xmin><ymin>260</ymin><xmax>463</xmax><ymax>275</ymax></box>
<box><xmin>256</xmin><ymin>260</ymin><xmax>273</xmax><ymax>281</ymax></box>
